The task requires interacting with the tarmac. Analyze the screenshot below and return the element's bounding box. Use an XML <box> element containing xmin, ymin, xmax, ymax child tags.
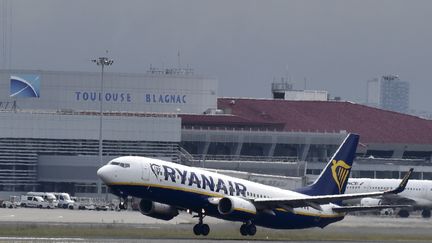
<box><xmin>1</xmin><ymin>208</ymin><xmax>432</xmax><ymax>242</ymax></box>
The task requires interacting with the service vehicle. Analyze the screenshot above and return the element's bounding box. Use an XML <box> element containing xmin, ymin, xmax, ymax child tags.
<box><xmin>20</xmin><ymin>195</ymin><xmax>54</xmax><ymax>209</ymax></box>
<box><xmin>27</xmin><ymin>192</ymin><xmax>59</xmax><ymax>207</ymax></box>
<box><xmin>52</xmin><ymin>192</ymin><xmax>74</xmax><ymax>208</ymax></box>
<box><xmin>1</xmin><ymin>196</ymin><xmax>20</xmax><ymax>208</ymax></box>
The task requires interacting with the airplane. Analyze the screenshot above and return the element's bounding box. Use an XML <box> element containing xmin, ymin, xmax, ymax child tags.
<box><xmin>346</xmin><ymin>177</ymin><xmax>432</xmax><ymax>218</ymax></box>
<box><xmin>97</xmin><ymin>133</ymin><xmax>412</xmax><ymax>236</ymax></box>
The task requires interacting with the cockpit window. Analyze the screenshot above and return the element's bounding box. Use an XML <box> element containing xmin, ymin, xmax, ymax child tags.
<box><xmin>120</xmin><ymin>163</ymin><xmax>130</xmax><ymax>168</ymax></box>
<box><xmin>110</xmin><ymin>161</ymin><xmax>130</xmax><ymax>168</ymax></box>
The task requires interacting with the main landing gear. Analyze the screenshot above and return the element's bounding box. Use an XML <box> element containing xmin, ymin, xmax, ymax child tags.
<box><xmin>422</xmin><ymin>209</ymin><xmax>431</xmax><ymax>218</ymax></box>
<box><xmin>191</xmin><ymin>209</ymin><xmax>256</xmax><ymax>237</ymax></box>
<box><xmin>240</xmin><ymin>221</ymin><xmax>256</xmax><ymax>236</ymax></box>
<box><xmin>398</xmin><ymin>209</ymin><xmax>410</xmax><ymax>218</ymax></box>
<box><xmin>193</xmin><ymin>211</ymin><xmax>210</xmax><ymax>236</ymax></box>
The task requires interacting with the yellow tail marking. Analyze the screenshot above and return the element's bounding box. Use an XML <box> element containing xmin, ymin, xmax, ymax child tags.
<box><xmin>331</xmin><ymin>160</ymin><xmax>351</xmax><ymax>193</ymax></box>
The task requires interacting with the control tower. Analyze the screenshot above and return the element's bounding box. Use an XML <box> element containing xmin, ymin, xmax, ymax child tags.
<box><xmin>271</xmin><ymin>77</ymin><xmax>293</xmax><ymax>99</ymax></box>
<box><xmin>271</xmin><ymin>78</ymin><xmax>328</xmax><ymax>101</ymax></box>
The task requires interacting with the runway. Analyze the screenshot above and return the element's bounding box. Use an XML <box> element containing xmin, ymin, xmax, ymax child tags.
<box><xmin>0</xmin><ymin>238</ymin><xmax>403</xmax><ymax>243</ymax></box>
<box><xmin>1</xmin><ymin>208</ymin><xmax>432</xmax><ymax>242</ymax></box>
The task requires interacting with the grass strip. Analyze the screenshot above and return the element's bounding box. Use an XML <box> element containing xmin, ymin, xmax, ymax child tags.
<box><xmin>1</xmin><ymin>223</ymin><xmax>432</xmax><ymax>241</ymax></box>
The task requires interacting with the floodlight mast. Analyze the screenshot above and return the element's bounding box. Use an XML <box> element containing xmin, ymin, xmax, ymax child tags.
<box><xmin>92</xmin><ymin>56</ymin><xmax>113</xmax><ymax>194</ymax></box>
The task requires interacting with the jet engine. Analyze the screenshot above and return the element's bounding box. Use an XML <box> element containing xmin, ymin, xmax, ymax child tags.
<box><xmin>218</xmin><ymin>196</ymin><xmax>256</xmax><ymax>219</ymax></box>
<box><xmin>139</xmin><ymin>199</ymin><xmax>179</xmax><ymax>221</ymax></box>
<box><xmin>360</xmin><ymin>197</ymin><xmax>382</xmax><ymax>206</ymax></box>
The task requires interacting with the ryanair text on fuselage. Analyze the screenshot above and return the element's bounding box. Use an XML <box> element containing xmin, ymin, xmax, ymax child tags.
<box><xmin>152</xmin><ymin>164</ymin><xmax>247</xmax><ymax>197</ymax></box>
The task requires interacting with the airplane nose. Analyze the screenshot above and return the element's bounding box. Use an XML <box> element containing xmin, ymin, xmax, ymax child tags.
<box><xmin>97</xmin><ymin>166</ymin><xmax>108</xmax><ymax>182</ymax></box>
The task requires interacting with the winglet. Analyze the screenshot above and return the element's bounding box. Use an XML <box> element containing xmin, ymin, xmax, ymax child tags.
<box><xmin>388</xmin><ymin>168</ymin><xmax>413</xmax><ymax>194</ymax></box>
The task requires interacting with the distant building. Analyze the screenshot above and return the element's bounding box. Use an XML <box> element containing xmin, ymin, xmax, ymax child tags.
<box><xmin>271</xmin><ymin>79</ymin><xmax>328</xmax><ymax>101</ymax></box>
<box><xmin>1</xmin><ymin>68</ymin><xmax>429</xmax><ymax>196</ymax></box>
<box><xmin>366</xmin><ymin>75</ymin><xmax>410</xmax><ymax>114</ymax></box>
<box><xmin>0</xmin><ymin>68</ymin><xmax>217</xmax><ymax>193</ymax></box>
<box><xmin>181</xmin><ymin>97</ymin><xmax>432</xmax><ymax>182</ymax></box>
<box><xmin>366</xmin><ymin>78</ymin><xmax>380</xmax><ymax>108</ymax></box>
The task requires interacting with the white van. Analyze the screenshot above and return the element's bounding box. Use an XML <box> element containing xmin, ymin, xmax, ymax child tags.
<box><xmin>27</xmin><ymin>192</ymin><xmax>59</xmax><ymax>207</ymax></box>
<box><xmin>52</xmin><ymin>192</ymin><xmax>74</xmax><ymax>208</ymax></box>
<box><xmin>20</xmin><ymin>195</ymin><xmax>54</xmax><ymax>209</ymax></box>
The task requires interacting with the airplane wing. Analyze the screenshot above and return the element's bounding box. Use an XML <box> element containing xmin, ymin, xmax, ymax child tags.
<box><xmin>253</xmin><ymin>168</ymin><xmax>413</xmax><ymax>212</ymax></box>
<box><xmin>380</xmin><ymin>194</ymin><xmax>417</xmax><ymax>205</ymax></box>
<box><xmin>332</xmin><ymin>204</ymin><xmax>412</xmax><ymax>213</ymax></box>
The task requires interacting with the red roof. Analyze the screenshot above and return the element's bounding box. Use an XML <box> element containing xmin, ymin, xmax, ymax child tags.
<box><xmin>179</xmin><ymin>114</ymin><xmax>284</xmax><ymax>128</ymax></box>
<box><xmin>181</xmin><ymin>98</ymin><xmax>432</xmax><ymax>144</ymax></box>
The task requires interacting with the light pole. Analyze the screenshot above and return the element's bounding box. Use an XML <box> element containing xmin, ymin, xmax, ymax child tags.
<box><xmin>92</xmin><ymin>57</ymin><xmax>113</xmax><ymax>194</ymax></box>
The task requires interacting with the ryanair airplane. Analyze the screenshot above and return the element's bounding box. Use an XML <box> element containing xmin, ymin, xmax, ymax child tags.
<box><xmin>97</xmin><ymin>134</ymin><xmax>412</xmax><ymax>236</ymax></box>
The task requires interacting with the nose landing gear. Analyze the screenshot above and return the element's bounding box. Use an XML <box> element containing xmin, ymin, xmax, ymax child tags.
<box><xmin>118</xmin><ymin>197</ymin><xmax>128</xmax><ymax>210</ymax></box>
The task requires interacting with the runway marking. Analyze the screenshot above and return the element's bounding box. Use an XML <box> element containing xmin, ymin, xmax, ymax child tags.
<box><xmin>0</xmin><ymin>237</ymin><xmax>85</xmax><ymax>241</ymax></box>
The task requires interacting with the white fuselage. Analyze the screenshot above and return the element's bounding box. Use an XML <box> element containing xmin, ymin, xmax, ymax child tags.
<box><xmin>346</xmin><ymin>178</ymin><xmax>432</xmax><ymax>207</ymax></box>
<box><xmin>97</xmin><ymin>133</ymin><xmax>409</xmax><ymax>232</ymax></box>
<box><xmin>98</xmin><ymin>156</ymin><xmax>342</xmax><ymax>219</ymax></box>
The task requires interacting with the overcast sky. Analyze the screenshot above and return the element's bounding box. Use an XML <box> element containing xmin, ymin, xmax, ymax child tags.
<box><xmin>3</xmin><ymin>0</ymin><xmax>432</xmax><ymax>112</ymax></box>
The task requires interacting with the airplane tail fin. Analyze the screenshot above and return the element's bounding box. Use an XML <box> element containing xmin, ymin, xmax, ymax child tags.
<box><xmin>296</xmin><ymin>133</ymin><xmax>359</xmax><ymax>196</ymax></box>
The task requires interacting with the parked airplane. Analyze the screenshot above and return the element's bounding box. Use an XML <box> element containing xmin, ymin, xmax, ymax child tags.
<box><xmin>97</xmin><ymin>134</ymin><xmax>412</xmax><ymax>236</ymax></box>
<box><xmin>346</xmin><ymin>178</ymin><xmax>432</xmax><ymax>218</ymax></box>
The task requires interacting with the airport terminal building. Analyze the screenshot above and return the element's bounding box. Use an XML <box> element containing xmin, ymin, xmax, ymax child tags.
<box><xmin>1</xmin><ymin>69</ymin><xmax>432</xmax><ymax>195</ymax></box>
<box><xmin>0</xmin><ymin>68</ymin><xmax>216</xmax><ymax>193</ymax></box>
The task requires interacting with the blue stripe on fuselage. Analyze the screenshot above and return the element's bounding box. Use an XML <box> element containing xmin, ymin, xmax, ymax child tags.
<box><xmin>108</xmin><ymin>183</ymin><xmax>344</xmax><ymax>229</ymax></box>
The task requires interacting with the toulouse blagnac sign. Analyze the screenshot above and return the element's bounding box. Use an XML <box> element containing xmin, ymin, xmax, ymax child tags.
<box><xmin>75</xmin><ymin>91</ymin><xmax>132</xmax><ymax>103</ymax></box>
<box><xmin>74</xmin><ymin>91</ymin><xmax>187</xmax><ymax>104</ymax></box>
<box><xmin>7</xmin><ymin>74</ymin><xmax>189</xmax><ymax>106</ymax></box>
